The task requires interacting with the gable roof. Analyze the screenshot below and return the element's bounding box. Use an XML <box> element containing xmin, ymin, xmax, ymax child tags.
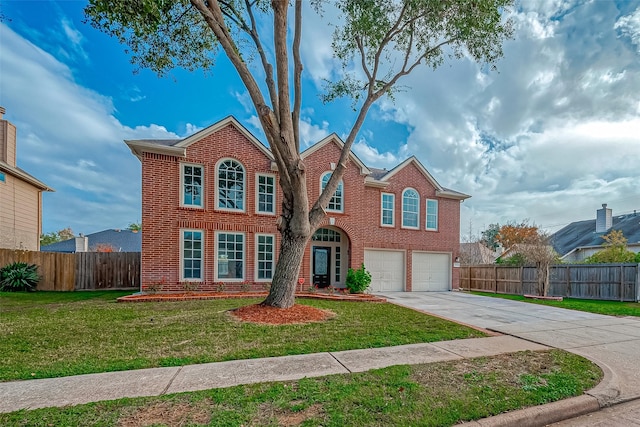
<box><xmin>365</xmin><ymin>156</ymin><xmax>470</xmax><ymax>200</ymax></box>
<box><xmin>551</xmin><ymin>212</ymin><xmax>640</xmax><ymax>256</ymax></box>
<box><xmin>0</xmin><ymin>160</ymin><xmax>54</xmax><ymax>191</ymax></box>
<box><xmin>124</xmin><ymin>115</ymin><xmax>468</xmax><ymax>200</ymax></box>
<box><xmin>41</xmin><ymin>229</ymin><xmax>142</xmax><ymax>253</ymax></box>
<box><xmin>125</xmin><ymin>116</ymin><xmax>273</xmax><ymax>161</ymax></box>
<box><xmin>300</xmin><ymin>133</ymin><xmax>371</xmax><ymax>175</ymax></box>
<box><xmin>460</xmin><ymin>242</ymin><xmax>500</xmax><ymax>264</ymax></box>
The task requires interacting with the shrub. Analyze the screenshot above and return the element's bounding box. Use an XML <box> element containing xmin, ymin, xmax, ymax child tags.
<box><xmin>0</xmin><ymin>262</ymin><xmax>40</xmax><ymax>292</ymax></box>
<box><xmin>584</xmin><ymin>248</ymin><xmax>637</xmax><ymax>264</ymax></box>
<box><xmin>182</xmin><ymin>281</ymin><xmax>200</xmax><ymax>292</ymax></box>
<box><xmin>346</xmin><ymin>263</ymin><xmax>372</xmax><ymax>294</ymax></box>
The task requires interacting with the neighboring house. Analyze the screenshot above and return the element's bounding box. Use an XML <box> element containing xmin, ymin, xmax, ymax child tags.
<box><xmin>459</xmin><ymin>242</ymin><xmax>501</xmax><ymax>264</ymax></box>
<box><xmin>0</xmin><ymin>107</ymin><xmax>54</xmax><ymax>251</ymax></box>
<box><xmin>125</xmin><ymin>116</ymin><xmax>469</xmax><ymax>293</ymax></box>
<box><xmin>551</xmin><ymin>204</ymin><xmax>640</xmax><ymax>262</ymax></box>
<box><xmin>41</xmin><ymin>229</ymin><xmax>142</xmax><ymax>253</ymax></box>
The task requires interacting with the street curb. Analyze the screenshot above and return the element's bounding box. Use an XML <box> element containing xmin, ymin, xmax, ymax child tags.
<box><xmin>462</xmin><ymin>395</ymin><xmax>601</xmax><ymax>427</ymax></box>
<box><xmin>464</xmin><ymin>346</ymin><xmax>621</xmax><ymax>426</ymax></box>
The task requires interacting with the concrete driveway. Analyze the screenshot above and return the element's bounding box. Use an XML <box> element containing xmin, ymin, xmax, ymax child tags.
<box><xmin>381</xmin><ymin>291</ymin><xmax>640</xmax><ymax>405</ymax></box>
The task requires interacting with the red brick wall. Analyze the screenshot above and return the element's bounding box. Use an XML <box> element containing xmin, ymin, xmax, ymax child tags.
<box><xmin>302</xmin><ymin>141</ymin><xmax>461</xmax><ymax>291</ymax></box>
<box><xmin>140</xmin><ymin>123</ymin><xmax>462</xmax><ymax>292</ymax></box>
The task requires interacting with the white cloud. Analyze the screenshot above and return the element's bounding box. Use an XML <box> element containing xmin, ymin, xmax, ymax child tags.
<box><xmin>299</xmin><ymin>118</ymin><xmax>329</xmax><ymax>147</ymax></box>
<box><xmin>4</xmin><ymin>0</ymin><xmax>640</xmax><ymax>241</ymax></box>
<box><xmin>352</xmin><ymin>139</ymin><xmax>404</xmax><ymax>170</ymax></box>
<box><xmin>299</xmin><ymin>3</ymin><xmax>340</xmax><ymax>85</ymax></box>
<box><xmin>232</xmin><ymin>90</ymin><xmax>255</xmax><ymax>113</ymax></box>
<box><xmin>0</xmin><ymin>24</ymin><xmax>177</xmax><ymax>233</ymax></box>
<box><xmin>615</xmin><ymin>6</ymin><xmax>640</xmax><ymax>52</ymax></box>
<box><xmin>183</xmin><ymin>123</ymin><xmax>204</xmax><ymax>137</ymax></box>
<box><xmin>60</xmin><ymin>17</ymin><xmax>88</xmax><ymax>62</ymax></box>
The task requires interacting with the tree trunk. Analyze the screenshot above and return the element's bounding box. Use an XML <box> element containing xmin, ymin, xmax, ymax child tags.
<box><xmin>543</xmin><ymin>263</ymin><xmax>550</xmax><ymax>297</ymax></box>
<box><xmin>537</xmin><ymin>263</ymin><xmax>544</xmax><ymax>296</ymax></box>
<box><xmin>262</xmin><ymin>228</ymin><xmax>309</xmax><ymax>308</ymax></box>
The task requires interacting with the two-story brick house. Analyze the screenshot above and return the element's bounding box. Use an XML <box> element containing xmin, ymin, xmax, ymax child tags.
<box><xmin>126</xmin><ymin>116</ymin><xmax>469</xmax><ymax>293</ymax></box>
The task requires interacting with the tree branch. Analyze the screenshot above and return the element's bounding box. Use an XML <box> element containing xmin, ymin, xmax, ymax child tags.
<box><xmin>356</xmin><ymin>36</ymin><xmax>372</xmax><ymax>82</ymax></box>
<box><xmin>244</xmin><ymin>0</ymin><xmax>279</xmax><ymax>118</ymax></box>
<box><xmin>292</xmin><ymin>0</ymin><xmax>303</xmax><ymax>152</ymax></box>
<box><xmin>309</xmin><ymin>94</ymin><xmax>380</xmax><ymax>228</ymax></box>
<box><xmin>190</xmin><ymin>0</ymin><xmax>287</xmax><ymax>182</ymax></box>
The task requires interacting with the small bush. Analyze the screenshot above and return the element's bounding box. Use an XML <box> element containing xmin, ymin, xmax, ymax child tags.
<box><xmin>0</xmin><ymin>262</ymin><xmax>40</xmax><ymax>292</ymax></box>
<box><xmin>346</xmin><ymin>263</ymin><xmax>372</xmax><ymax>294</ymax></box>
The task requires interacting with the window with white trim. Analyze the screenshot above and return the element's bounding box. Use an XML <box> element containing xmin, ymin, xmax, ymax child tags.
<box><xmin>216</xmin><ymin>232</ymin><xmax>244</xmax><ymax>280</ymax></box>
<box><xmin>256</xmin><ymin>234</ymin><xmax>275</xmax><ymax>280</ymax></box>
<box><xmin>426</xmin><ymin>199</ymin><xmax>438</xmax><ymax>230</ymax></box>
<box><xmin>320</xmin><ymin>172</ymin><xmax>343</xmax><ymax>212</ymax></box>
<box><xmin>181</xmin><ymin>164</ymin><xmax>203</xmax><ymax>207</ymax></box>
<box><xmin>256</xmin><ymin>174</ymin><xmax>275</xmax><ymax>214</ymax></box>
<box><xmin>217</xmin><ymin>159</ymin><xmax>245</xmax><ymax>211</ymax></box>
<box><xmin>181</xmin><ymin>230</ymin><xmax>203</xmax><ymax>280</ymax></box>
<box><xmin>402</xmin><ymin>188</ymin><xmax>419</xmax><ymax>229</ymax></box>
<box><xmin>381</xmin><ymin>193</ymin><xmax>395</xmax><ymax>226</ymax></box>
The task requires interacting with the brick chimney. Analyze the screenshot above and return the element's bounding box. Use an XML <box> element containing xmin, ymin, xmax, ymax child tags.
<box><xmin>596</xmin><ymin>203</ymin><xmax>612</xmax><ymax>233</ymax></box>
<box><xmin>0</xmin><ymin>106</ymin><xmax>18</xmax><ymax>166</ymax></box>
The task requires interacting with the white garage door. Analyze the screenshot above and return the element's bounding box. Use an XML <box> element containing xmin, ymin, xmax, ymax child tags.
<box><xmin>364</xmin><ymin>250</ymin><xmax>404</xmax><ymax>292</ymax></box>
<box><xmin>412</xmin><ymin>252</ymin><xmax>451</xmax><ymax>291</ymax></box>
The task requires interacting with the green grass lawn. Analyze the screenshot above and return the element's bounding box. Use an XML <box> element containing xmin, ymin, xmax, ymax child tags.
<box><xmin>472</xmin><ymin>291</ymin><xmax>640</xmax><ymax>316</ymax></box>
<box><xmin>0</xmin><ymin>291</ymin><xmax>485</xmax><ymax>381</ymax></box>
<box><xmin>0</xmin><ymin>350</ymin><xmax>602</xmax><ymax>427</ymax></box>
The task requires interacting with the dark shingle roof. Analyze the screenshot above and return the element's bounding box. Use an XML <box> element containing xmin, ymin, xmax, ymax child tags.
<box><xmin>139</xmin><ymin>139</ymin><xmax>182</xmax><ymax>146</ymax></box>
<box><xmin>368</xmin><ymin>168</ymin><xmax>389</xmax><ymax>180</ymax></box>
<box><xmin>550</xmin><ymin>213</ymin><xmax>640</xmax><ymax>256</ymax></box>
<box><xmin>41</xmin><ymin>229</ymin><xmax>142</xmax><ymax>253</ymax></box>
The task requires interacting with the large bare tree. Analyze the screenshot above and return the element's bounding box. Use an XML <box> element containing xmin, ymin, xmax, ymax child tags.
<box><xmin>86</xmin><ymin>0</ymin><xmax>514</xmax><ymax>308</ymax></box>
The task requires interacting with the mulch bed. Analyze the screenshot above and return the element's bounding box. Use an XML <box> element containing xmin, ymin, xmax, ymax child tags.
<box><xmin>229</xmin><ymin>304</ymin><xmax>336</xmax><ymax>325</ymax></box>
<box><xmin>116</xmin><ymin>291</ymin><xmax>381</xmax><ymax>325</ymax></box>
<box><xmin>117</xmin><ymin>292</ymin><xmax>385</xmax><ymax>303</ymax></box>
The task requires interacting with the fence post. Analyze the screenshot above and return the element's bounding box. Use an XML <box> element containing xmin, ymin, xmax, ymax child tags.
<box><xmin>620</xmin><ymin>265</ymin><xmax>624</xmax><ymax>302</ymax></box>
<box><xmin>636</xmin><ymin>264</ymin><xmax>640</xmax><ymax>302</ymax></box>
<box><xmin>493</xmin><ymin>265</ymin><xmax>497</xmax><ymax>293</ymax></box>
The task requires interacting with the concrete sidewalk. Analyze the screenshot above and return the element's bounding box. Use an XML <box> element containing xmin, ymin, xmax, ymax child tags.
<box><xmin>0</xmin><ymin>335</ymin><xmax>546</xmax><ymax>414</ymax></box>
<box><xmin>382</xmin><ymin>291</ymin><xmax>640</xmax><ymax>426</ymax></box>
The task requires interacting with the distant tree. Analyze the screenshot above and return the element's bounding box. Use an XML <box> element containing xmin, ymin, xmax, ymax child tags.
<box><xmin>58</xmin><ymin>227</ymin><xmax>75</xmax><ymax>241</ymax></box>
<box><xmin>40</xmin><ymin>227</ymin><xmax>75</xmax><ymax>247</ymax></box>
<box><xmin>522</xmin><ymin>233</ymin><xmax>559</xmax><ymax>297</ymax></box>
<box><xmin>481</xmin><ymin>223</ymin><xmax>501</xmax><ymax>250</ymax></box>
<box><xmin>92</xmin><ymin>243</ymin><xmax>116</xmax><ymax>253</ymax></box>
<box><xmin>495</xmin><ymin>231</ymin><xmax>558</xmax><ymax>296</ymax></box>
<box><xmin>584</xmin><ymin>230</ymin><xmax>637</xmax><ymax>264</ymax></box>
<box><xmin>127</xmin><ymin>222</ymin><xmax>141</xmax><ymax>232</ymax></box>
<box><xmin>495</xmin><ymin>252</ymin><xmax>526</xmax><ymax>266</ymax></box>
<box><xmin>86</xmin><ymin>0</ymin><xmax>514</xmax><ymax>308</ymax></box>
<box><xmin>496</xmin><ymin>220</ymin><xmax>539</xmax><ymax>249</ymax></box>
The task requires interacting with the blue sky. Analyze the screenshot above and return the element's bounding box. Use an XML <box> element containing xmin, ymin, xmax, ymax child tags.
<box><xmin>1</xmin><ymin>0</ymin><xmax>639</xmax><ymax>240</ymax></box>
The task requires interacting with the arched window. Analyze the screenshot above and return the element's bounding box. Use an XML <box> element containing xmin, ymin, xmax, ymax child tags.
<box><xmin>217</xmin><ymin>159</ymin><xmax>245</xmax><ymax>211</ymax></box>
<box><xmin>402</xmin><ymin>188</ymin><xmax>419</xmax><ymax>229</ymax></box>
<box><xmin>321</xmin><ymin>172</ymin><xmax>343</xmax><ymax>212</ymax></box>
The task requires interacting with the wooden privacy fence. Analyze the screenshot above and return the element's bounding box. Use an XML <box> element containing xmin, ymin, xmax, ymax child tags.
<box><xmin>460</xmin><ymin>264</ymin><xmax>640</xmax><ymax>302</ymax></box>
<box><xmin>0</xmin><ymin>249</ymin><xmax>140</xmax><ymax>291</ymax></box>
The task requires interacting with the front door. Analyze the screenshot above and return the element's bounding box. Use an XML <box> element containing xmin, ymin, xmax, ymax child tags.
<box><xmin>313</xmin><ymin>247</ymin><xmax>331</xmax><ymax>288</ymax></box>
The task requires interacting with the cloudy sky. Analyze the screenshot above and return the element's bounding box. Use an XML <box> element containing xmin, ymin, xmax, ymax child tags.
<box><xmin>1</xmin><ymin>1</ymin><xmax>639</xmax><ymax>239</ymax></box>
